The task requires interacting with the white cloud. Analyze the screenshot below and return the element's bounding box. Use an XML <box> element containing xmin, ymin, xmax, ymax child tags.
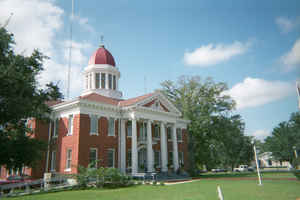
<box><xmin>281</xmin><ymin>38</ymin><xmax>300</xmax><ymax>71</ymax></box>
<box><xmin>0</xmin><ymin>0</ymin><xmax>94</xmax><ymax>99</ymax></box>
<box><xmin>249</xmin><ymin>130</ymin><xmax>271</xmax><ymax>142</ymax></box>
<box><xmin>184</xmin><ymin>41</ymin><xmax>251</xmax><ymax>67</ymax></box>
<box><xmin>63</xmin><ymin>40</ymin><xmax>92</xmax><ymax>65</ymax></box>
<box><xmin>0</xmin><ymin>0</ymin><xmax>63</xmax><ymax>56</ymax></box>
<box><xmin>276</xmin><ymin>16</ymin><xmax>300</xmax><ymax>33</ymax></box>
<box><xmin>72</xmin><ymin>15</ymin><xmax>95</xmax><ymax>33</ymax></box>
<box><xmin>224</xmin><ymin>77</ymin><xmax>294</xmax><ymax>110</ymax></box>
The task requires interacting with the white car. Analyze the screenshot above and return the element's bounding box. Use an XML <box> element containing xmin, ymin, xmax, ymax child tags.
<box><xmin>233</xmin><ymin>165</ymin><xmax>249</xmax><ymax>172</ymax></box>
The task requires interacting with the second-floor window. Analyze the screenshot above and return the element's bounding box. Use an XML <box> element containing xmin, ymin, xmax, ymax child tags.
<box><xmin>53</xmin><ymin>118</ymin><xmax>59</xmax><ymax>138</ymax></box>
<box><xmin>127</xmin><ymin>121</ymin><xmax>132</xmax><ymax>137</ymax></box>
<box><xmin>154</xmin><ymin>124</ymin><xmax>160</xmax><ymax>138</ymax></box>
<box><xmin>90</xmin><ymin>115</ymin><xmax>98</xmax><ymax>135</ymax></box>
<box><xmin>177</xmin><ymin>128</ymin><xmax>183</xmax><ymax>142</ymax></box>
<box><xmin>108</xmin><ymin>117</ymin><xmax>115</xmax><ymax>136</ymax></box>
<box><xmin>68</xmin><ymin>115</ymin><xmax>73</xmax><ymax>135</ymax></box>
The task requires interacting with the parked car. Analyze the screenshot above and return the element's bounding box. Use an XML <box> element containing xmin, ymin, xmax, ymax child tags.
<box><xmin>233</xmin><ymin>165</ymin><xmax>250</xmax><ymax>172</ymax></box>
<box><xmin>211</xmin><ymin>168</ymin><xmax>227</xmax><ymax>173</ymax></box>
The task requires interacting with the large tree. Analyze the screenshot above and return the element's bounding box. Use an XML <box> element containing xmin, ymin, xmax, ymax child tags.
<box><xmin>161</xmin><ymin>76</ymin><xmax>253</xmax><ymax>173</ymax></box>
<box><xmin>0</xmin><ymin>27</ymin><xmax>63</xmax><ymax>172</ymax></box>
<box><xmin>264</xmin><ymin>112</ymin><xmax>300</xmax><ymax>166</ymax></box>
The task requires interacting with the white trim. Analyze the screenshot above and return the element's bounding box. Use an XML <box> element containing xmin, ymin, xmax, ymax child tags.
<box><xmin>50</xmin><ymin>151</ymin><xmax>56</xmax><ymax>172</ymax></box>
<box><xmin>65</xmin><ymin>148</ymin><xmax>72</xmax><ymax>170</ymax></box>
<box><xmin>89</xmin><ymin>148</ymin><xmax>98</xmax><ymax>168</ymax></box>
<box><xmin>107</xmin><ymin>148</ymin><xmax>115</xmax><ymax>168</ymax></box>
<box><xmin>67</xmin><ymin>114</ymin><xmax>73</xmax><ymax>136</ymax></box>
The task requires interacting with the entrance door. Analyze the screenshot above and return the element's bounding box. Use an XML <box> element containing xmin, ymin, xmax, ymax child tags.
<box><xmin>138</xmin><ymin>148</ymin><xmax>147</xmax><ymax>172</ymax></box>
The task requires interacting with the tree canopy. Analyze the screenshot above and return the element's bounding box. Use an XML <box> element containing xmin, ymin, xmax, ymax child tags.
<box><xmin>264</xmin><ymin>112</ymin><xmax>300</xmax><ymax>166</ymax></box>
<box><xmin>0</xmin><ymin>27</ymin><xmax>63</xmax><ymax>172</ymax></box>
<box><xmin>161</xmin><ymin>76</ymin><xmax>253</xmax><ymax>173</ymax></box>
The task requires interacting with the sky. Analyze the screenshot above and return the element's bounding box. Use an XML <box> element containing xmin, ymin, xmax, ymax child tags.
<box><xmin>0</xmin><ymin>0</ymin><xmax>299</xmax><ymax>141</ymax></box>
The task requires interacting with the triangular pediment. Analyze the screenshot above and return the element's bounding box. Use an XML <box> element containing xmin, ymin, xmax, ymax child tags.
<box><xmin>135</xmin><ymin>92</ymin><xmax>181</xmax><ymax>116</ymax></box>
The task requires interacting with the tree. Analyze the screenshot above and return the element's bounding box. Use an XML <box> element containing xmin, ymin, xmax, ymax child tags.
<box><xmin>0</xmin><ymin>27</ymin><xmax>63</xmax><ymax>172</ymax></box>
<box><xmin>161</xmin><ymin>76</ymin><xmax>252</xmax><ymax>173</ymax></box>
<box><xmin>264</xmin><ymin>112</ymin><xmax>300</xmax><ymax>166</ymax></box>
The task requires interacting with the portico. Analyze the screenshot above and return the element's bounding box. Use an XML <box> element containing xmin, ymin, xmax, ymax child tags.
<box><xmin>119</xmin><ymin>108</ymin><xmax>185</xmax><ymax>175</ymax></box>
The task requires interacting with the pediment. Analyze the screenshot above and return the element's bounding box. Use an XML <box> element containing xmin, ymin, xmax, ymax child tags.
<box><xmin>136</xmin><ymin>92</ymin><xmax>181</xmax><ymax>116</ymax></box>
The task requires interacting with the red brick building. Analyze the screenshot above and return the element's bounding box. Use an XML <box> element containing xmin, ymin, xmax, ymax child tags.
<box><xmin>0</xmin><ymin>45</ymin><xmax>189</xmax><ymax>179</ymax></box>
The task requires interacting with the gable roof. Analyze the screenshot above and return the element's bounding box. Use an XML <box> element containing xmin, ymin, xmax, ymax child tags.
<box><xmin>118</xmin><ymin>93</ymin><xmax>154</xmax><ymax>107</ymax></box>
<box><xmin>79</xmin><ymin>93</ymin><xmax>121</xmax><ymax>105</ymax></box>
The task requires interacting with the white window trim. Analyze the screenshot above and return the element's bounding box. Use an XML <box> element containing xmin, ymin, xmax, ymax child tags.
<box><xmin>177</xmin><ymin>128</ymin><xmax>183</xmax><ymax>143</ymax></box>
<box><xmin>108</xmin><ymin>118</ymin><xmax>115</xmax><ymax>136</ymax></box>
<box><xmin>90</xmin><ymin>115</ymin><xmax>99</xmax><ymax>136</ymax></box>
<box><xmin>154</xmin><ymin>125</ymin><xmax>160</xmax><ymax>140</ymax></box>
<box><xmin>67</xmin><ymin>115</ymin><xmax>73</xmax><ymax>136</ymax></box>
<box><xmin>127</xmin><ymin>121</ymin><xmax>132</xmax><ymax>138</ymax></box>
<box><xmin>50</xmin><ymin>151</ymin><xmax>56</xmax><ymax>172</ymax></box>
<box><xmin>89</xmin><ymin>148</ymin><xmax>98</xmax><ymax>168</ymax></box>
<box><xmin>52</xmin><ymin>119</ymin><xmax>58</xmax><ymax>138</ymax></box>
<box><xmin>108</xmin><ymin>148</ymin><xmax>115</xmax><ymax>168</ymax></box>
<box><xmin>65</xmin><ymin>149</ymin><xmax>72</xmax><ymax>171</ymax></box>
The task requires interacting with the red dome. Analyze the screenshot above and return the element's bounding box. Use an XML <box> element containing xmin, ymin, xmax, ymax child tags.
<box><xmin>88</xmin><ymin>46</ymin><xmax>116</xmax><ymax>66</ymax></box>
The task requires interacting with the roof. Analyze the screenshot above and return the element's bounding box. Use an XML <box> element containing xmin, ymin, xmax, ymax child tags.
<box><xmin>88</xmin><ymin>45</ymin><xmax>116</xmax><ymax>66</ymax></box>
<box><xmin>79</xmin><ymin>93</ymin><xmax>120</xmax><ymax>105</ymax></box>
<box><xmin>46</xmin><ymin>100</ymin><xmax>64</xmax><ymax>106</ymax></box>
<box><xmin>118</xmin><ymin>93</ymin><xmax>154</xmax><ymax>107</ymax></box>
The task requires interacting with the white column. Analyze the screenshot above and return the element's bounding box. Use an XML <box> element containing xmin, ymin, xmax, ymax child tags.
<box><xmin>131</xmin><ymin>119</ymin><xmax>138</xmax><ymax>174</ymax></box>
<box><xmin>160</xmin><ymin>122</ymin><xmax>168</xmax><ymax>172</ymax></box>
<box><xmin>172</xmin><ymin>125</ymin><xmax>179</xmax><ymax>171</ymax></box>
<box><xmin>105</xmin><ymin>73</ymin><xmax>109</xmax><ymax>90</ymax></box>
<box><xmin>92</xmin><ymin>72</ymin><xmax>95</xmax><ymax>89</ymax></box>
<box><xmin>116</xmin><ymin>77</ymin><xmax>119</xmax><ymax>90</ymax></box>
<box><xmin>147</xmin><ymin>120</ymin><xmax>154</xmax><ymax>172</ymax></box>
<box><xmin>120</xmin><ymin>119</ymin><xmax>126</xmax><ymax>173</ymax></box>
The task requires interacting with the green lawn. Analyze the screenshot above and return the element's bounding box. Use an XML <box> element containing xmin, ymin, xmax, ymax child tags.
<box><xmin>6</xmin><ymin>173</ymin><xmax>300</xmax><ymax>200</ymax></box>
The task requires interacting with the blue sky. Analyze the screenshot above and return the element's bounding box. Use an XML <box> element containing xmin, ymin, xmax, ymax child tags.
<box><xmin>0</xmin><ymin>0</ymin><xmax>299</xmax><ymax>141</ymax></box>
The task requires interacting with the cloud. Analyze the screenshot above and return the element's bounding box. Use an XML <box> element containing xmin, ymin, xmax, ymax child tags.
<box><xmin>224</xmin><ymin>77</ymin><xmax>294</xmax><ymax>110</ymax></box>
<box><xmin>275</xmin><ymin>16</ymin><xmax>300</xmax><ymax>33</ymax></box>
<box><xmin>184</xmin><ymin>41</ymin><xmax>251</xmax><ymax>67</ymax></box>
<box><xmin>63</xmin><ymin>40</ymin><xmax>92</xmax><ymax>65</ymax></box>
<box><xmin>0</xmin><ymin>0</ymin><xmax>94</xmax><ymax>99</ymax></box>
<box><xmin>72</xmin><ymin>14</ymin><xmax>95</xmax><ymax>33</ymax></box>
<box><xmin>249</xmin><ymin>130</ymin><xmax>271</xmax><ymax>142</ymax></box>
<box><xmin>281</xmin><ymin>38</ymin><xmax>300</xmax><ymax>71</ymax></box>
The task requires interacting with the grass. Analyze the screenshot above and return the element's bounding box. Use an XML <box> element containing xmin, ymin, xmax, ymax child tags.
<box><xmin>5</xmin><ymin>172</ymin><xmax>300</xmax><ymax>200</ymax></box>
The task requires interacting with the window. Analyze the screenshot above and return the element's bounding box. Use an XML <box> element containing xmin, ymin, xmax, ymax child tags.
<box><xmin>154</xmin><ymin>124</ymin><xmax>160</xmax><ymax>138</ymax></box>
<box><xmin>108</xmin><ymin>118</ymin><xmax>115</xmax><ymax>136</ymax></box>
<box><xmin>139</xmin><ymin>122</ymin><xmax>147</xmax><ymax>141</ymax></box>
<box><xmin>177</xmin><ymin>128</ymin><xmax>183</xmax><ymax>142</ymax></box>
<box><xmin>51</xmin><ymin>151</ymin><xmax>56</xmax><ymax>171</ymax></box>
<box><xmin>90</xmin><ymin>115</ymin><xmax>98</xmax><ymax>135</ymax></box>
<box><xmin>108</xmin><ymin>74</ymin><xmax>112</xmax><ymax>89</ymax></box>
<box><xmin>167</xmin><ymin>127</ymin><xmax>172</xmax><ymax>140</ymax></box>
<box><xmin>95</xmin><ymin>73</ymin><xmax>100</xmax><ymax>89</ymax></box>
<box><xmin>68</xmin><ymin>115</ymin><xmax>73</xmax><ymax>135</ymax></box>
<box><xmin>89</xmin><ymin>73</ymin><xmax>92</xmax><ymax>89</ymax></box>
<box><xmin>127</xmin><ymin>121</ymin><xmax>132</xmax><ymax>137</ymax></box>
<box><xmin>85</xmin><ymin>75</ymin><xmax>88</xmax><ymax>89</ymax></box>
<box><xmin>127</xmin><ymin>150</ymin><xmax>131</xmax><ymax>167</ymax></box>
<box><xmin>66</xmin><ymin>149</ymin><xmax>72</xmax><ymax>170</ymax></box>
<box><xmin>89</xmin><ymin>148</ymin><xmax>98</xmax><ymax>168</ymax></box>
<box><xmin>107</xmin><ymin>149</ymin><xmax>115</xmax><ymax>168</ymax></box>
<box><xmin>268</xmin><ymin>160</ymin><xmax>272</xmax><ymax>166</ymax></box>
<box><xmin>53</xmin><ymin>118</ymin><xmax>59</xmax><ymax>138</ymax></box>
<box><xmin>154</xmin><ymin>151</ymin><xmax>160</xmax><ymax>167</ymax></box>
<box><xmin>101</xmin><ymin>73</ymin><xmax>105</xmax><ymax>89</ymax></box>
<box><xmin>179</xmin><ymin>151</ymin><xmax>184</xmax><ymax>166</ymax></box>
<box><xmin>113</xmin><ymin>75</ymin><xmax>116</xmax><ymax>90</ymax></box>
<box><xmin>168</xmin><ymin>151</ymin><xmax>173</xmax><ymax>166</ymax></box>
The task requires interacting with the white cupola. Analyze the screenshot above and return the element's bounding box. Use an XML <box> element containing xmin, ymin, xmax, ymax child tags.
<box><xmin>82</xmin><ymin>45</ymin><xmax>122</xmax><ymax>99</ymax></box>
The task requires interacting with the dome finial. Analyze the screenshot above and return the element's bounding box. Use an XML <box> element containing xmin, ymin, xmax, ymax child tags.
<box><xmin>100</xmin><ymin>35</ymin><xmax>104</xmax><ymax>47</ymax></box>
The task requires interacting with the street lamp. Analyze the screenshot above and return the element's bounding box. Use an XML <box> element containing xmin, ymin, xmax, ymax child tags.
<box><xmin>252</xmin><ymin>140</ymin><xmax>262</xmax><ymax>186</ymax></box>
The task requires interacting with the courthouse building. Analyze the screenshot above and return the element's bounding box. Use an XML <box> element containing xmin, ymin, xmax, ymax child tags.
<box><xmin>0</xmin><ymin>44</ymin><xmax>189</xmax><ymax>179</ymax></box>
